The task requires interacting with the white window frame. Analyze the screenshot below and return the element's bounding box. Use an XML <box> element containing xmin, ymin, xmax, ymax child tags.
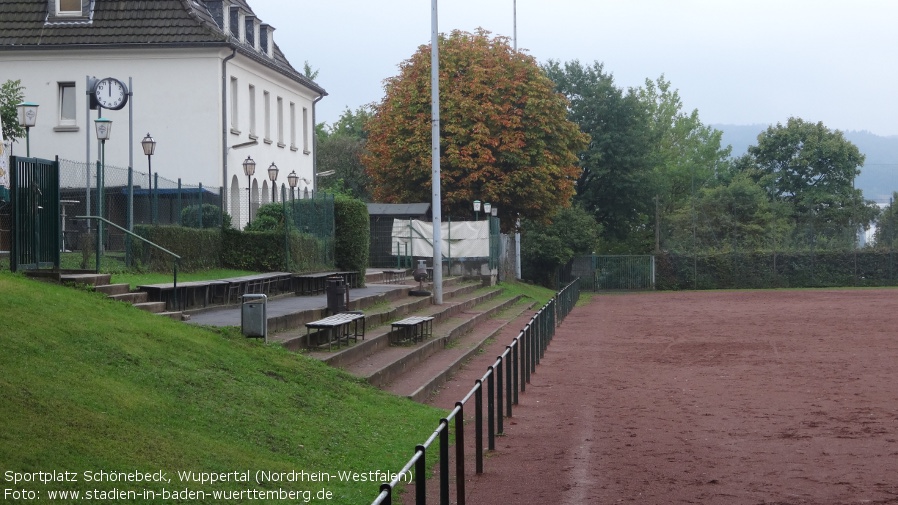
<box><xmin>248</xmin><ymin>84</ymin><xmax>257</xmax><ymax>138</ymax></box>
<box><xmin>55</xmin><ymin>82</ymin><xmax>78</xmax><ymax>131</ymax></box>
<box><xmin>263</xmin><ymin>91</ymin><xmax>271</xmax><ymax>143</ymax></box>
<box><xmin>302</xmin><ymin>107</ymin><xmax>310</xmax><ymax>154</ymax></box>
<box><xmin>276</xmin><ymin>96</ymin><xmax>284</xmax><ymax>148</ymax></box>
<box><xmin>230</xmin><ymin>76</ymin><xmax>239</xmax><ymax>135</ymax></box>
<box><xmin>289</xmin><ymin>102</ymin><xmax>297</xmax><ymax>151</ymax></box>
<box><xmin>56</xmin><ymin>0</ymin><xmax>82</xmax><ymax>16</ymax></box>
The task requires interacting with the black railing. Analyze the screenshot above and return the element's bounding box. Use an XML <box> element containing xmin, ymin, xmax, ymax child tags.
<box><xmin>76</xmin><ymin>215</ymin><xmax>181</xmax><ymax>306</ymax></box>
<box><xmin>371</xmin><ymin>278</ymin><xmax>581</xmax><ymax>505</ymax></box>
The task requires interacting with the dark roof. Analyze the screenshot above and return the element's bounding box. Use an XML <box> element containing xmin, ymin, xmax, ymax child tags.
<box><xmin>0</xmin><ymin>0</ymin><xmax>325</xmax><ymax>95</ymax></box>
<box><xmin>367</xmin><ymin>203</ymin><xmax>432</xmax><ymax>217</ymax></box>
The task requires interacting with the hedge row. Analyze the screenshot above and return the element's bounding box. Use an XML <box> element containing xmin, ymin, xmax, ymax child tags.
<box><xmin>657</xmin><ymin>250</ymin><xmax>898</xmax><ymax>290</ymax></box>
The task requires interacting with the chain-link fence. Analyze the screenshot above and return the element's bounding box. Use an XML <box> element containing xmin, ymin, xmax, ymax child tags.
<box><xmin>652</xmin><ymin>192</ymin><xmax>898</xmax><ymax>289</ymax></box>
<box><xmin>57</xmin><ymin>158</ymin><xmax>222</xmax><ymax>271</ymax></box>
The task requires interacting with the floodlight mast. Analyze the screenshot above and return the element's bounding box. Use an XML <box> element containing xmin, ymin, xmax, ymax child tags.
<box><xmin>430</xmin><ymin>0</ymin><xmax>443</xmax><ymax>304</ymax></box>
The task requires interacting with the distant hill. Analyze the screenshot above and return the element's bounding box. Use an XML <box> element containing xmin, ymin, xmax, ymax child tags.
<box><xmin>714</xmin><ymin>124</ymin><xmax>898</xmax><ymax>204</ymax></box>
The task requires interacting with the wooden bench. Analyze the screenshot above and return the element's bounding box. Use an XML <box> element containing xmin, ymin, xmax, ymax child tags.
<box><xmin>390</xmin><ymin>316</ymin><xmax>434</xmax><ymax>345</ymax></box>
<box><xmin>294</xmin><ymin>271</ymin><xmax>360</xmax><ymax>295</ymax></box>
<box><xmin>382</xmin><ymin>269</ymin><xmax>407</xmax><ymax>284</ymax></box>
<box><xmin>305</xmin><ymin>312</ymin><xmax>366</xmax><ymax>351</ymax></box>
<box><xmin>138</xmin><ymin>280</ymin><xmax>227</xmax><ymax>311</ymax></box>
<box><xmin>216</xmin><ymin>272</ymin><xmax>293</xmax><ymax>304</ymax></box>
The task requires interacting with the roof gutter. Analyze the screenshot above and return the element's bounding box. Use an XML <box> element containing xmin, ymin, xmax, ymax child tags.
<box><xmin>221</xmin><ymin>47</ymin><xmax>237</xmax><ymax>202</ymax></box>
<box><xmin>312</xmin><ymin>93</ymin><xmax>326</xmax><ymax>194</ymax></box>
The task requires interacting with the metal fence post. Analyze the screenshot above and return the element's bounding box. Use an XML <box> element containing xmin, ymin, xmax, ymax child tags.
<box><xmin>512</xmin><ymin>340</ymin><xmax>519</xmax><ymax>403</ymax></box>
<box><xmin>496</xmin><ymin>357</ymin><xmax>504</xmax><ymax>435</ymax></box>
<box><xmin>475</xmin><ymin>380</ymin><xmax>483</xmax><ymax>474</ymax></box>
<box><xmin>506</xmin><ymin>346</ymin><xmax>513</xmax><ymax>416</ymax></box>
<box><xmin>415</xmin><ymin>445</ymin><xmax>426</xmax><ymax>505</ymax></box>
<box><xmin>487</xmin><ymin>366</ymin><xmax>495</xmax><ymax>451</ymax></box>
<box><xmin>439</xmin><ymin>419</ymin><xmax>449</xmax><ymax>505</ymax></box>
<box><xmin>454</xmin><ymin>402</ymin><xmax>465</xmax><ymax>505</ymax></box>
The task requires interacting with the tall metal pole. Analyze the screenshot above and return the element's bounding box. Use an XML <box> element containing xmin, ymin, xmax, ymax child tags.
<box><xmin>513</xmin><ymin>0</ymin><xmax>517</xmax><ymax>51</ymax></box>
<box><xmin>431</xmin><ymin>0</ymin><xmax>443</xmax><ymax>304</ymax></box>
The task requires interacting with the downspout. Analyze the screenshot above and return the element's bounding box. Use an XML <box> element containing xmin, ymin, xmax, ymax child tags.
<box><xmin>221</xmin><ymin>48</ymin><xmax>237</xmax><ymax>206</ymax></box>
<box><xmin>311</xmin><ymin>93</ymin><xmax>325</xmax><ymax>194</ymax></box>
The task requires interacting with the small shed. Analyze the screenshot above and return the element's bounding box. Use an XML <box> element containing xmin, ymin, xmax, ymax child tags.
<box><xmin>367</xmin><ymin>203</ymin><xmax>431</xmax><ymax>267</ymax></box>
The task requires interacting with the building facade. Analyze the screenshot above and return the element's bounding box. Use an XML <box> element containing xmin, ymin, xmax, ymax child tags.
<box><xmin>0</xmin><ymin>0</ymin><xmax>326</xmax><ymax>228</ymax></box>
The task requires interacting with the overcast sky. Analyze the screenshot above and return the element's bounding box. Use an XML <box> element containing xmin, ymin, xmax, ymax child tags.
<box><xmin>248</xmin><ymin>0</ymin><xmax>898</xmax><ymax>137</ymax></box>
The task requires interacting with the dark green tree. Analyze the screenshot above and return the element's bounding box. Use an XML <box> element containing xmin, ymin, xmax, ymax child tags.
<box><xmin>744</xmin><ymin>117</ymin><xmax>878</xmax><ymax>246</ymax></box>
<box><xmin>317</xmin><ymin>106</ymin><xmax>373</xmax><ymax>200</ymax></box>
<box><xmin>543</xmin><ymin>60</ymin><xmax>653</xmax><ymax>246</ymax></box>
<box><xmin>521</xmin><ymin>205</ymin><xmax>601</xmax><ymax>287</ymax></box>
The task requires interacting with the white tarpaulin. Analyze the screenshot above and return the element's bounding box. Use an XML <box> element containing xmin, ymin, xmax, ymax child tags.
<box><xmin>391</xmin><ymin>219</ymin><xmax>489</xmax><ymax>259</ymax></box>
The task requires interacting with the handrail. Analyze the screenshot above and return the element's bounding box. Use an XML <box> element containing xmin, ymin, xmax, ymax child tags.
<box><xmin>371</xmin><ymin>278</ymin><xmax>581</xmax><ymax>505</ymax></box>
<box><xmin>76</xmin><ymin>215</ymin><xmax>181</xmax><ymax>309</ymax></box>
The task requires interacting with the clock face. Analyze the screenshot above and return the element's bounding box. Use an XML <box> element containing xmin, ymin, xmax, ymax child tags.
<box><xmin>94</xmin><ymin>78</ymin><xmax>128</xmax><ymax>110</ymax></box>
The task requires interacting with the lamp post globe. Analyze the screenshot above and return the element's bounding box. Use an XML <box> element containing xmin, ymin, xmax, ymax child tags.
<box><xmin>16</xmin><ymin>102</ymin><xmax>38</xmax><ymax>157</ymax></box>
<box><xmin>141</xmin><ymin>133</ymin><xmax>157</xmax><ymax>223</ymax></box>
<box><xmin>243</xmin><ymin>156</ymin><xmax>256</xmax><ymax>223</ymax></box>
<box><xmin>288</xmin><ymin>170</ymin><xmax>298</xmax><ymax>202</ymax></box>
<box><xmin>268</xmin><ymin>162</ymin><xmax>279</xmax><ymax>203</ymax></box>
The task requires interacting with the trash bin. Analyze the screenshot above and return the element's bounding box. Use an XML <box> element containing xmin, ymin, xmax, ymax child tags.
<box><xmin>326</xmin><ymin>276</ymin><xmax>346</xmax><ymax>314</ymax></box>
<box><xmin>241</xmin><ymin>294</ymin><xmax>268</xmax><ymax>341</ymax></box>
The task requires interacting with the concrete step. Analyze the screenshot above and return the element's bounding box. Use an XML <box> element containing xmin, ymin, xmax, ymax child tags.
<box><xmin>95</xmin><ymin>283</ymin><xmax>131</xmax><ymax>296</ymax></box>
<box><xmin>60</xmin><ymin>273</ymin><xmax>112</xmax><ymax>287</ymax></box>
<box><xmin>386</xmin><ymin>299</ymin><xmax>537</xmax><ymax>402</ymax></box>
<box><xmin>133</xmin><ymin>301</ymin><xmax>167</xmax><ymax>313</ymax></box>
<box><xmin>339</xmin><ymin>293</ymin><xmax>523</xmax><ymax>389</ymax></box>
<box><xmin>159</xmin><ymin>311</ymin><xmax>189</xmax><ymax>321</ymax></box>
<box><xmin>109</xmin><ymin>291</ymin><xmax>149</xmax><ymax>304</ymax></box>
<box><xmin>273</xmin><ymin>280</ymin><xmax>483</xmax><ymax>353</ymax></box>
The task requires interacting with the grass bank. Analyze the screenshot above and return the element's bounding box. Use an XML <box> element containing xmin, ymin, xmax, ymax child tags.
<box><xmin>0</xmin><ymin>271</ymin><xmax>440</xmax><ymax>504</ymax></box>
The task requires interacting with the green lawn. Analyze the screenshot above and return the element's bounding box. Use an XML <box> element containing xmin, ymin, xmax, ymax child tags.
<box><xmin>0</xmin><ymin>271</ymin><xmax>441</xmax><ymax>504</ymax></box>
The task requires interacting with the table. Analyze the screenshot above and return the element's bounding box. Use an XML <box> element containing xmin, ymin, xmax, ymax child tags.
<box><xmin>390</xmin><ymin>316</ymin><xmax>434</xmax><ymax>345</ymax></box>
<box><xmin>305</xmin><ymin>312</ymin><xmax>366</xmax><ymax>351</ymax></box>
<box><xmin>138</xmin><ymin>280</ymin><xmax>227</xmax><ymax>311</ymax></box>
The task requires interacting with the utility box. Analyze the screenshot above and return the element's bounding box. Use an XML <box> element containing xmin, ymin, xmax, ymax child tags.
<box><xmin>326</xmin><ymin>276</ymin><xmax>346</xmax><ymax>314</ymax></box>
<box><xmin>241</xmin><ymin>294</ymin><xmax>268</xmax><ymax>341</ymax></box>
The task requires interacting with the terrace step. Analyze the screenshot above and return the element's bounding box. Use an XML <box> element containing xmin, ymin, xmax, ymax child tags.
<box><xmin>95</xmin><ymin>283</ymin><xmax>131</xmax><ymax>296</ymax></box>
<box><xmin>340</xmin><ymin>294</ymin><xmax>521</xmax><ymax>388</ymax></box>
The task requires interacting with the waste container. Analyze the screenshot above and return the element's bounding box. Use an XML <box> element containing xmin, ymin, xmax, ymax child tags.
<box><xmin>241</xmin><ymin>294</ymin><xmax>268</xmax><ymax>341</ymax></box>
<box><xmin>326</xmin><ymin>276</ymin><xmax>346</xmax><ymax>314</ymax></box>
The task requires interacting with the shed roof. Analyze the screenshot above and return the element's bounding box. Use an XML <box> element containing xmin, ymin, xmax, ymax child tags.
<box><xmin>367</xmin><ymin>203</ymin><xmax>432</xmax><ymax>217</ymax></box>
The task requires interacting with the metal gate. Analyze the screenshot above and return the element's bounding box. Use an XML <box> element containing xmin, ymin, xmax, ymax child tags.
<box><xmin>10</xmin><ymin>156</ymin><xmax>60</xmax><ymax>271</ymax></box>
<box><xmin>571</xmin><ymin>255</ymin><xmax>655</xmax><ymax>291</ymax></box>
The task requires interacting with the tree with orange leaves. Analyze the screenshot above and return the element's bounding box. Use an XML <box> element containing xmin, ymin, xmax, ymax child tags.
<box><xmin>364</xmin><ymin>29</ymin><xmax>588</xmax><ymax>230</ymax></box>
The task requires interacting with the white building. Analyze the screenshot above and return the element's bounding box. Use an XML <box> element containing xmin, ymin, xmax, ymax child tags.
<box><xmin>0</xmin><ymin>0</ymin><xmax>326</xmax><ymax>228</ymax></box>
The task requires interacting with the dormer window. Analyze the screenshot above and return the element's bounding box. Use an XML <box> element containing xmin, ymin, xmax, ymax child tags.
<box><xmin>57</xmin><ymin>0</ymin><xmax>81</xmax><ymax>15</ymax></box>
<box><xmin>46</xmin><ymin>0</ymin><xmax>92</xmax><ymax>24</ymax></box>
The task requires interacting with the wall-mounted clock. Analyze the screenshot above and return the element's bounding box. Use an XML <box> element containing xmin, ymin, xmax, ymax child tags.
<box><xmin>92</xmin><ymin>77</ymin><xmax>128</xmax><ymax>110</ymax></box>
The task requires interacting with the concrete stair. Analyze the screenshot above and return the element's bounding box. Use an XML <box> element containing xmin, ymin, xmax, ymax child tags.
<box><xmin>29</xmin><ymin>270</ymin><xmax>187</xmax><ymax>320</ymax></box>
<box><xmin>274</xmin><ymin>277</ymin><xmax>536</xmax><ymax>403</ymax></box>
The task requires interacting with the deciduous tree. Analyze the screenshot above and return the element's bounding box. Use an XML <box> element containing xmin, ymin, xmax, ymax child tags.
<box><xmin>543</xmin><ymin>60</ymin><xmax>653</xmax><ymax>244</ymax></box>
<box><xmin>364</xmin><ymin>29</ymin><xmax>588</xmax><ymax>230</ymax></box>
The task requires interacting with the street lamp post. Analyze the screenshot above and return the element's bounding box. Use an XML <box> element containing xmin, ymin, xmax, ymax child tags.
<box><xmin>243</xmin><ymin>156</ymin><xmax>256</xmax><ymax>224</ymax></box>
<box><xmin>473</xmin><ymin>200</ymin><xmax>481</xmax><ymax>221</ymax></box>
<box><xmin>288</xmin><ymin>170</ymin><xmax>298</xmax><ymax>203</ymax></box>
<box><xmin>94</xmin><ymin>117</ymin><xmax>112</xmax><ymax>272</ymax></box>
<box><xmin>141</xmin><ymin>133</ymin><xmax>156</xmax><ymax>224</ymax></box>
<box><xmin>268</xmin><ymin>162</ymin><xmax>279</xmax><ymax>203</ymax></box>
<box><xmin>16</xmin><ymin>102</ymin><xmax>39</xmax><ymax>157</ymax></box>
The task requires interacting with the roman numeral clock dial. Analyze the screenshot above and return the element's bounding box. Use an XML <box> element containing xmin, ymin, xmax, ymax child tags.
<box><xmin>92</xmin><ymin>77</ymin><xmax>128</xmax><ymax>110</ymax></box>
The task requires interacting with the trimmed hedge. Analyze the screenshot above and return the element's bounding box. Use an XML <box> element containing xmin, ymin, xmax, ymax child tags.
<box><xmin>334</xmin><ymin>195</ymin><xmax>369</xmax><ymax>285</ymax></box>
<box><xmin>656</xmin><ymin>250</ymin><xmax>898</xmax><ymax>290</ymax></box>
<box><xmin>134</xmin><ymin>225</ymin><xmax>222</xmax><ymax>272</ymax></box>
<box><xmin>220</xmin><ymin>228</ymin><xmax>331</xmax><ymax>273</ymax></box>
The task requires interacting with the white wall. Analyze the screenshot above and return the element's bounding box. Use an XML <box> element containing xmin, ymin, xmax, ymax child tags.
<box><xmin>1</xmin><ymin>45</ymin><xmax>320</xmax><ymax>215</ymax></box>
